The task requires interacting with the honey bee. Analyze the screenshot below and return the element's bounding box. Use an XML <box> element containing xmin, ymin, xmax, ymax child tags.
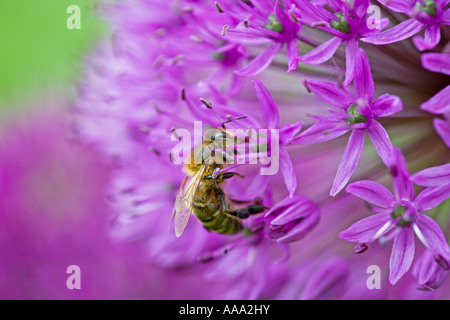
<box><xmin>171</xmin><ymin>128</ymin><xmax>266</xmax><ymax>237</ymax></box>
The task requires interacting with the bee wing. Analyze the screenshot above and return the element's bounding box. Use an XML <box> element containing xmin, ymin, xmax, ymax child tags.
<box><xmin>170</xmin><ymin>175</ymin><xmax>188</xmax><ymax>229</ymax></box>
<box><xmin>173</xmin><ymin>165</ymin><xmax>207</xmax><ymax>237</ymax></box>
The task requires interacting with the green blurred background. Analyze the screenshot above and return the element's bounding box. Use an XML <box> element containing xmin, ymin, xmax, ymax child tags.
<box><xmin>0</xmin><ymin>0</ymin><xmax>106</xmax><ymax>113</ymax></box>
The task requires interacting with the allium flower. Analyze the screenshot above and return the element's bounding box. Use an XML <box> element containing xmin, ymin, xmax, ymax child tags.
<box><xmin>363</xmin><ymin>0</ymin><xmax>450</xmax><ymax>51</ymax></box>
<box><xmin>340</xmin><ymin>148</ymin><xmax>450</xmax><ymax>284</ymax></box>
<box><xmin>294</xmin><ymin>0</ymin><xmax>389</xmax><ymax>85</ymax></box>
<box><xmin>219</xmin><ymin>0</ymin><xmax>302</xmax><ymax>75</ymax></box>
<box><xmin>73</xmin><ymin>0</ymin><xmax>450</xmax><ymax>299</ymax></box>
<box><xmin>293</xmin><ymin>48</ymin><xmax>402</xmax><ymax>196</ymax></box>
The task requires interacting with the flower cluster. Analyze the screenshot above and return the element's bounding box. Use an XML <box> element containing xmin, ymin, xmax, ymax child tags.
<box><xmin>74</xmin><ymin>0</ymin><xmax>450</xmax><ymax>298</ymax></box>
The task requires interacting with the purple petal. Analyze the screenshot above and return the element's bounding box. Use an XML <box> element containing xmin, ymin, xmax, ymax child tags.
<box><xmin>390</xmin><ymin>147</ymin><xmax>414</xmax><ymax>202</ymax></box>
<box><xmin>346</xmin><ymin>180</ymin><xmax>396</xmax><ymax>208</ymax></box>
<box><xmin>354</xmin><ymin>0</ymin><xmax>370</xmax><ymax>16</ymax></box>
<box><xmin>279</xmin><ymin>148</ymin><xmax>297</xmax><ymax>198</ymax></box>
<box><xmin>276</xmin><ymin>211</ymin><xmax>320</xmax><ymax>243</ymax></box>
<box><xmin>354</xmin><ymin>49</ymin><xmax>374</xmax><ymax>103</ymax></box>
<box><xmin>280</xmin><ymin>121</ymin><xmax>303</xmax><ymax>144</ymax></box>
<box><xmin>421</xmin><ymin>85</ymin><xmax>450</xmax><ymax>114</ymax></box>
<box><xmin>295</xmin><ymin>0</ymin><xmax>336</xmax><ymax>25</ymax></box>
<box><xmin>372</xmin><ymin>94</ymin><xmax>404</xmax><ymax>118</ymax></box>
<box><xmin>268</xmin><ymin>194</ymin><xmax>316</xmax><ymax>223</ymax></box>
<box><xmin>413</xmin><ymin>24</ymin><xmax>441</xmax><ymax>51</ymax></box>
<box><xmin>291</xmin><ymin>118</ymin><xmax>349</xmax><ymax>144</ymax></box>
<box><xmin>286</xmin><ymin>38</ymin><xmax>299</xmax><ymax>73</ymax></box>
<box><xmin>415</xmin><ymin>214</ymin><xmax>450</xmax><ymax>257</ymax></box>
<box><xmin>271</xmin><ymin>196</ymin><xmax>320</xmax><ymax>243</ymax></box>
<box><xmin>343</xmin><ymin>37</ymin><xmax>358</xmax><ymax>86</ymax></box>
<box><xmin>411</xmin><ymin>163</ymin><xmax>450</xmax><ymax>187</ymax></box>
<box><xmin>421</xmin><ymin>53</ymin><xmax>450</xmax><ymax>76</ymax></box>
<box><xmin>367</xmin><ymin>120</ymin><xmax>394</xmax><ymax>167</ymax></box>
<box><xmin>414</xmin><ymin>185</ymin><xmax>450</xmax><ymax>212</ymax></box>
<box><xmin>339</xmin><ymin>213</ymin><xmax>391</xmax><ymax>243</ymax></box>
<box><xmin>442</xmin><ymin>9</ymin><xmax>450</xmax><ymax>24</ymax></box>
<box><xmin>434</xmin><ymin>118</ymin><xmax>450</xmax><ymax>148</ymax></box>
<box><xmin>299</xmin><ymin>257</ymin><xmax>349</xmax><ymax>300</ymax></box>
<box><xmin>235</xmin><ymin>42</ymin><xmax>282</xmax><ymax>77</ymax></box>
<box><xmin>413</xmin><ymin>250</ymin><xmax>449</xmax><ymax>290</ymax></box>
<box><xmin>252</xmin><ymin>79</ymin><xmax>280</xmax><ymax>128</ymax></box>
<box><xmin>330</xmin><ymin>129</ymin><xmax>365</xmax><ymax>196</ymax></box>
<box><xmin>304</xmin><ymin>80</ymin><xmax>354</xmax><ymax>109</ymax></box>
<box><xmin>376</xmin><ymin>0</ymin><xmax>416</xmax><ymax>13</ymax></box>
<box><xmin>389</xmin><ymin>227</ymin><xmax>415</xmax><ymax>285</ymax></box>
<box><xmin>362</xmin><ymin>19</ymin><xmax>424</xmax><ymax>45</ymax></box>
<box><xmin>298</xmin><ymin>36</ymin><xmax>342</xmax><ymax>65</ymax></box>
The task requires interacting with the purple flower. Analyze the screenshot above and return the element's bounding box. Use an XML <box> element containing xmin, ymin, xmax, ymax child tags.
<box><xmin>294</xmin><ymin>0</ymin><xmax>388</xmax><ymax>85</ymax></box>
<box><xmin>420</xmin><ymin>52</ymin><xmax>450</xmax><ymax>148</ymax></box>
<box><xmin>340</xmin><ymin>147</ymin><xmax>450</xmax><ymax>284</ymax></box>
<box><xmin>220</xmin><ymin>0</ymin><xmax>302</xmax><ymax>75</ymax></box>
<box><xmin>253</xmin><ymin>79</ymin><xmax>303</xmax><ymax>197</ymax></box>
<box><xmin>293</xmin><ymin>48</ymin><xmax>403</xmax><ymax>196</ymax></box>
<box><xmin>411</xmin><ymin>163</ymin><xmax>450</xmax><ymax>187</ymax></box>
<box><xmin>363</xmin><ymin>0</ymin><xmax>450</xmax><ymax>51</ymax></box>
<box><xmin>263</xmin><ymin>194</ymin><xmax>320</xmax><ymax>242</ymax></box>
<box><xmin>413</xmin><ymin>249</ymin><xmax>450</xmax><ymax>291</ymax></box>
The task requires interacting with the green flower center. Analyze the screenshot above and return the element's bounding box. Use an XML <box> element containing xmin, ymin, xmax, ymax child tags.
<box><xmin>346</xmin><ymin>105</ymin><xmax>367</xmax><ymax>124</ymax></box>
<box><xmin>212</xmin><ymin>52</ymin><xmax>225</xmax><ymax>61</ymax></box>
<box><xmin>418</xmin><ymin>0</ymin><xmax>437</xmax><ymax>16</ymax></box>
<box><xmin>391</xmin><ymin>205</ymin><xmax>413</xmax><ymax>227</ymax></box>
<box><xmin>330</xmin><ymin>11</ymin><xmax>350</xmax><ymax>34</ymax></box>
<box><xmin>266</xmin><ymin>14</ymin><xmax>284</xmax><ymax>33</ymax></box>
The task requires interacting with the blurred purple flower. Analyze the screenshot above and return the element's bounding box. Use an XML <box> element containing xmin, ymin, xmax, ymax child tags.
<box><xmin>0</xmin><ymin>106</ymin><xmax>223</xmax><ymax>299</ymax></box>
<box><xmin>71</xmin><ymin>0</ymin><xmax>450</xmax><ymax>299</ymax></box>
<box><xmin>413</xmin><ymin>249</ymin><xmax>449</xmax><ymax>291</ymax></box>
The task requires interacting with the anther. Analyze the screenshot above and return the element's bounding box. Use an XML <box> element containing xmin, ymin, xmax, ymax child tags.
<box><xmin>434</xmin><ymin>254</ymin><xmax>450</xmax><ymax>270</ymax></box>
<box><xmin>180</xmin><ymin>87</ymin><xmax>186</xmax><ymax>101</ymax></box>
<box><xmin>150</xmin><ymin>147</ymin><xmax>161</xmax><ymax>156</ymax></box>
<box><xmin>189</xmin><ymin>34</ymin><xmax>203</xmax><ymax>43</ymax></box>
<box><xmin>288</xmin><ymin>6</ymin><xmax>299</xmax><ymax>24</ymax></box>
<box><xmin>221</xmin><ymin>25</ymin><xmax>229</xmax><ymax>36</ymax></box>
<box><xmin>303</xmin><ymin>80</ymin><xmax>312</xmax><ymax>93</ymax></box>
<box><xmin>139</xmin><ymin>125</ymin><xmax>150</xmax><ymax>134</ymax></box>
<box><xmin>171</xmin><ymin>54</ymin><xmax>184</xmax><ymax>65</ymax></box>
<box><xmin>197</xmin><ymin>253</ymin><xmax>213</xmax><ymax>263</ymax></box>
<box><xmin>199</xmin><ymin>98</ymin><xmax>213</xmax><ymax>109</ymax></box>
<box><xmin>354</xmin><ymin>243</ymin><xmax>368</xmax><ymax>254</ymax></box>
<box><xmin>390</xmin><ymin>164</ymin><xmax>398</xmax><ymax>177</ymax></box>
<box><xmin>215</xmin><ymin>1</ymin><xmax>224</xmax><ymax>13</ymax></box>
<box><xmin>311</xmin><ymin>21</ymin><xmax>329</xmax><ymax>28</ymax></box>
<box><xmin>171</xmin><ymin>128</ymin><xmax>180</xmax><ymax>140</ymax></box>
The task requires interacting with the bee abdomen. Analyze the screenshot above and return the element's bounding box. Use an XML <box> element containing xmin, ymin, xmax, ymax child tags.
<box><xmin>193</xmin><ymin>203</ymin><xmax>243</xmax><ymax>234</ymax></box>
<box><xmin>202</xmin><ymin>211</ymin><xmax>243</xmax><ymax>234</ymax></box>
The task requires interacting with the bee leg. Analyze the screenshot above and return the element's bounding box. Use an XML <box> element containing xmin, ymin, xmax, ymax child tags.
<box><xmin>228</xmin><ymin>202</ymin><xmax>267</xmax><ymax>219</ymax></box>
<box><xmin>204</xmin><ymin>172</ymin><xmax>244</xmax><ymax>180</ymax></box>
<box><xmin>217</xmin><ymin>188</ymin><xmax>227</xmax><ymax>213</ymax></box>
